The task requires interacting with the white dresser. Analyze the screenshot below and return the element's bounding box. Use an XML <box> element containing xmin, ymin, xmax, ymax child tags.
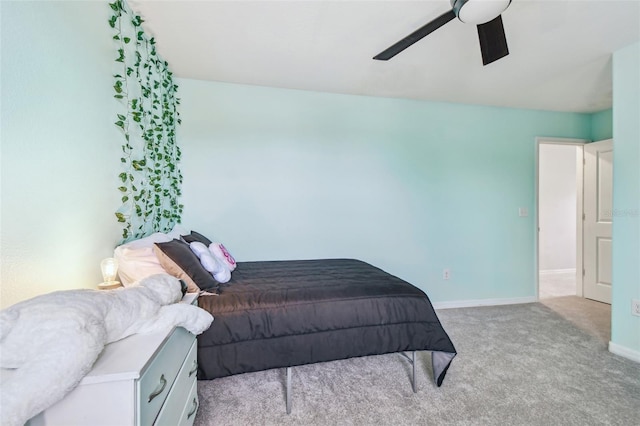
<box><xmin>29</xmin><ymin>294</ymin><xmax>200</xmax><ymax>426</ymax></box>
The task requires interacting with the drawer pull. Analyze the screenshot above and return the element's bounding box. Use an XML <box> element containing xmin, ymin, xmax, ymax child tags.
<box><xmin>148</xmin><ymin>374</ymin><xmax>167</xmax><ymax>403</ymax></box>
<box><xmin>188</xmin><ymin>360</ymin><xmax>198</xmax><ymax>377</ymax></box>
<box><xmin>187</xmin><ymin>397</ymin><xmax>198</xmax><ymax>419</ymax></box>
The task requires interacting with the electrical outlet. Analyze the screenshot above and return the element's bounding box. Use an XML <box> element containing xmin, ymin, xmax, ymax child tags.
<box><xmin>443</xmin><ymin>269</ymin><xmax>450</xmax><ymax>280</ymax></box>
<box><xmin>632</xmin><ymin>299</ymin><xmax>640</xmax><ymax>317</ymax></box>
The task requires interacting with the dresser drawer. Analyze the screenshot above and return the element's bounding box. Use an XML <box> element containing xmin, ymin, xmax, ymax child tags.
<box><xmin>138</xmin><ymin>327</ymin><xmax>195</xmax><ymax>426</ymax></box>
<box><xmin>154</xmin><ymin>339</ymin><xmax>198</xmax><ymax>425</ymax></box>
<box><xmin>178</xmin><ymin>379</ymin><xmax>199</xmax><ymax>426</ymax></box>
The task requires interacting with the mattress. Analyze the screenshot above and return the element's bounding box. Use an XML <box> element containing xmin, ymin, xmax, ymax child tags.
<box><xmin>197</xmin><ymin>259</ymin><xmax>456</xmax><ymax>385</ymax></box>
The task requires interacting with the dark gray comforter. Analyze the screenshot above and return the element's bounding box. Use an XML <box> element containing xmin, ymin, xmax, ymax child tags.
<box><xmin>197</xmin><ymin>259</ymin><xmax>456</xmax><ymax>386</ymax></box>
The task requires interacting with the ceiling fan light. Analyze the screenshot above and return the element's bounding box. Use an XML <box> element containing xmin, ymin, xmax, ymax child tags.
<box><xmin>454</xmin><ymin>0</ymin><xmax>511</xmax><ymax>25</ymax></box>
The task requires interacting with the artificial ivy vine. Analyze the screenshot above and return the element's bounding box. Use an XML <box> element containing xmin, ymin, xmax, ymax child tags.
<box><xmin>109</xmin><ymin>0</ymin><xmax>183</xmax><ymax>242</ymax></box>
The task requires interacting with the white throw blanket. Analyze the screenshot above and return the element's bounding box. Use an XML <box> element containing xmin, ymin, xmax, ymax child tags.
<box><xmin>0</xmin><ymin>274</ymin><xmax>213</xmax><ymax>426</ymax></box>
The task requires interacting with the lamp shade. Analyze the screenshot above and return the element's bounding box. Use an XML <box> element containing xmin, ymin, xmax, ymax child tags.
<box><xmin>100</xmin><ymin>258</ymin><xmax>119</xmax><ymax>283</ymax></box>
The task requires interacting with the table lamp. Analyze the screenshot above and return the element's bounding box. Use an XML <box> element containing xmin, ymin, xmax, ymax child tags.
<box><xmin>98</xmin><ymin>257</ymin><xmax>121</xmax><ymax>290</ymax></box>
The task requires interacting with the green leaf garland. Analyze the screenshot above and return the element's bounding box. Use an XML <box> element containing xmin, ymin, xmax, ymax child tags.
<box><xmin>109</xmin><ymin>0</ymin><xmax>183</xmax><ymax>242</ymax></box>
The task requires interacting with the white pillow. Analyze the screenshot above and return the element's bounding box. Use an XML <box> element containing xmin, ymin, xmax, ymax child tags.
<box><xmin>189</xmin><ymin>242</ymin><xmax>231</xmax><ymax>284</ymax></box>
<box><xmin>209</xmin><ymin>243</ymin><xmax>237</xmax><ymax>272</ymax></box>
<box><xmin>114</xmin><ymin>232</ymin><xmax>173</xmax><ymax>286</ymax></box>
<box><xmin>167</xmin><ymin>224</ymin><xmax>190</xmax><ymax>240</ymax></box>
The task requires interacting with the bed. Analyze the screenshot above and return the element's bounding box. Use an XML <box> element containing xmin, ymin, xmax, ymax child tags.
<box><xmin>115</xmin><ymin>231</ymin><xmax>456</xmax><ymax>413</ymax></box>
<box><xmin>195</xmin><ymin>258</ymin><xmax>456</xmax><ymax>411</ymax></box>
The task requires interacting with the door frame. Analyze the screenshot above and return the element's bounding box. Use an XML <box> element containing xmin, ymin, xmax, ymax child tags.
<box><xmin>535</xmin><ymin>137</ymin><xmax>589</xmax><ymax>300</ymax></box>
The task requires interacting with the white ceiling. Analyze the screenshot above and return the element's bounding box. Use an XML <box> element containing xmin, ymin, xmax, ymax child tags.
<box><xmin>130</xmin><ymin>0</ymin><xmax>640</xmax><ymax>113</ymax></box>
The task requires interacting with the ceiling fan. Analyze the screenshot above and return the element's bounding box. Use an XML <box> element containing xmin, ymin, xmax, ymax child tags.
<box><xmin>373</xmin><ymin>0</ymin><xmax>512</xmax><ymax>66</ymax></box>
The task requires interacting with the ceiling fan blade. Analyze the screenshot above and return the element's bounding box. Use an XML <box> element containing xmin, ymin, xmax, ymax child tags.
<box><xmin>373</xmin><ymin>9</ymin><xmax>456</xmax><ymax>61</ymax></box>
<box><xmin>477</xmin><ymin>15</ymin><xmax>509</xmax><ymax>66</ymax></box>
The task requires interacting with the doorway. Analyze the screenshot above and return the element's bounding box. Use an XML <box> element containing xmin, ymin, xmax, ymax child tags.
<box><xmin>537</xmin><ymin>139</ymin><xmax>585</xmax><ymax>299</ymax></box>
<box><xmin>535</xmin><ymin>137</ymin><xmax>613</xmax><ymax>344</ymax></box>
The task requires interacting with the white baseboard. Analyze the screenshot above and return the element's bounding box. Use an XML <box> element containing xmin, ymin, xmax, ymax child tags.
<box><xmin>433</xmin><ymin>296</ymin><xmax>538</xmax><ymax>310</ymax></box>
<box><xmin>608</xmin><ymin>342</ymin><xmax>640</xmax><ymax>363</ymax></box>
<box><xmin>539</xmin><ymin>268</ymin><xmax>576</xmax><ymax>275</ymax></box>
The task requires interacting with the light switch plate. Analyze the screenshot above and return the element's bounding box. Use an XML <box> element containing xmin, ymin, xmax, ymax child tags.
<box><xmin>518</xmin><ymin>207</ymin><xmax>529</xmax><ymax>217</ymax></box>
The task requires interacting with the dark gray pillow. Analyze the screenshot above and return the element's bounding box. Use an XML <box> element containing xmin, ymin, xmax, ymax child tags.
<box><xmin>181</xmin><ymin>231</ymin><xmax>213</xmax><ymax>246</ymax></box>
<box><xmin>154</xmin><ymin>239</ymin><xmax>218</xmax><ymax>292</ymax></box>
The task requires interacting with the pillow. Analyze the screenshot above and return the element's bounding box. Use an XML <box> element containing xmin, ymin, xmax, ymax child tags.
<box><xmin>153</xmin><ymin>239</ymin><xmax>219</xmax><ymax>292</ymax></box>
<box><xmin>181</xmin><ymin>230</ymin><xmax>213</xmax><ymax>246</ymax></box>
<box><xmin>189</xmin><ymin>242</ymin><xmax>231</xmax><ymax>284</ymax></box>
<box><xmin>209</xmin><ymin>243</ymin><xmax>237</xmax><ymax>272</ymax></box>
<box><xmin>114</xmin><ymin>232</ymin><xmax>173</xmax><ymax>286</ymax></box>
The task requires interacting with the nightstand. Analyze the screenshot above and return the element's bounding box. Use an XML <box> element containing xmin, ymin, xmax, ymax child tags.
<box><xmin>28</xmin><ymin>293</ymin><xmax>200</xmax><ymax>426</ymax></box>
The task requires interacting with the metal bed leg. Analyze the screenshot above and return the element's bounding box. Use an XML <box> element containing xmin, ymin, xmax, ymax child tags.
<box><xmin>399</xmin><ymin>351</ymin><xmax>417</xmax><ymax>393</ymax></box>
<box><xmin>412</xmin><ymin>351</ymin><xmax>417</xmax><ymax>393</ymax></box>
<box><xmin>286</xmin><ymin>367</ymin><xmax>292</xmax><ymax>414</ymax></box>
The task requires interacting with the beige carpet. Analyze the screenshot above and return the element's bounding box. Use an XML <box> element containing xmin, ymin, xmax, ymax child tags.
<box><xmin>540</xmin><ymin>295</ymin><xmax>611</xmax><ymax>344</ymax></box>
<box><xmin>194</xmin><ymin>299</ymin><xmax>637</xmax><ymax>425</ymax></box>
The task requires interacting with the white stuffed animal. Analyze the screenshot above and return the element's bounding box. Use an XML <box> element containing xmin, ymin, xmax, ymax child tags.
<box><xmin>189</xmin><ymin>241</ymin><xmax>231</xmax><ymax>283</ymax></box>
<box><xmin>0</xmin><ymin>274</ymin><xmax>213</xmax><ymax>426</ymax></box>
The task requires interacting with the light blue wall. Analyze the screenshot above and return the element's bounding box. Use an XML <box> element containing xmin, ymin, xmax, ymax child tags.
<box><xmin>611</xmin><ymin>41</ymin><xmax>640</xmax><ymax>355</ymax></box>
<box><xmin>178</xmin><ymin>79</ymin><xmax>592</xmax><ymax>303</ymax></box>
<box><xmin>1</xmin><ymin>1</ymin><xmax>121</xmax><ymax>308</ymax></box>
<box><xmin>0</xmin><ymin>3</ymin><xmax>635</xmax><ymax>358</ymax></box>
<box><xmin>590</xmin><ymin>108</ymin><xmax>613</xmax><ymax>141</ymax></box>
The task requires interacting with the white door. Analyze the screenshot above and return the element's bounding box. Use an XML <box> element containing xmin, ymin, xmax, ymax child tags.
<box><xmin>583</xmin><ymin>139</ymin><xmax>613</xmax><ymax>304</ymax></box>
